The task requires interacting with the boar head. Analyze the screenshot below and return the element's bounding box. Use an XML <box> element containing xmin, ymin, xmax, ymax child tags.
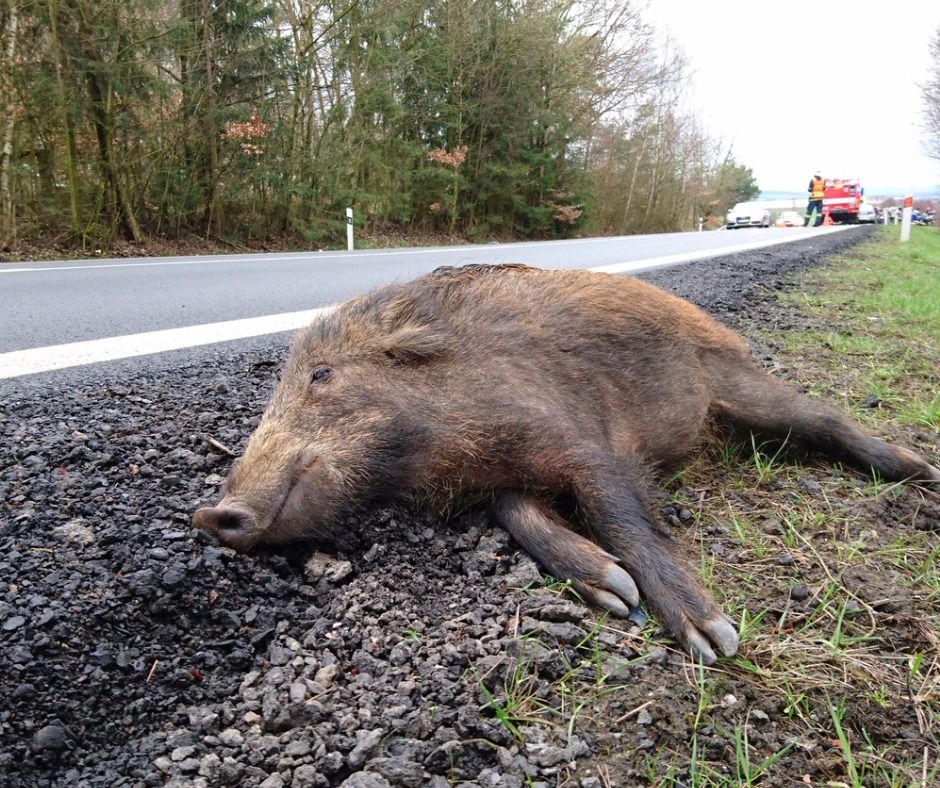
<box><xmin>193</xmin><ymin>295</ymin><xmax>449</xmax><ymax>550</ymax></box>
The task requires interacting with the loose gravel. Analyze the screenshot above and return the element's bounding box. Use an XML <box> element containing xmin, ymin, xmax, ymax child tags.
<box><xmin>1</xmin><ymin>228</ymin><xmax>882</xmax><ymax>787</ymax></box>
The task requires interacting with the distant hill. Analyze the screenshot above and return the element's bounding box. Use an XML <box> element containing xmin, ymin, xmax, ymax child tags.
<box><xmin>864</xmin><ymin>185</ymin><xmax>940</xmax><ymax>199</ymax></box>
<box><xmin>761</xmin><ymin>186</ymin><xmax>940</xmax><ymax>200</ymax></box>
<box><xmin>758</xmin><ymin>191</ymin><xmax>805</xmax><ymax>201</ymax></box>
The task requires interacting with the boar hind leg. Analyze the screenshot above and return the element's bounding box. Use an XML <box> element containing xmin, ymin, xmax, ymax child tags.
<box><xmin>495</xmin><ymin>493</ymin><xmax>645</xmax><ymax>623</ymax></box>
<box><xmin>714</xmin><ymin>371</ymin><xmax>940</xmax><ymax>484</ymax></box>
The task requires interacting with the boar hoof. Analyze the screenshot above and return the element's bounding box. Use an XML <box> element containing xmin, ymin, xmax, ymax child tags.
<box><xmin>682</xmin><ymin>616</ymin><xmax>739</xmax><ymax>666</ymax></box>
<box><xmin>571</xmin><ymin>563</ymin><xmax>641</xmax><ymax>618</ymax></box>
<box><xmin>574</xmin><ymin>566</ymin><xmax>649</xmax><ymax>626</ymax></box>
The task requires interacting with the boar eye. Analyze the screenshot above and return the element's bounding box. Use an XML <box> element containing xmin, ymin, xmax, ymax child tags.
<box><xmin>310</xmin><ymin>365</ymin><xmax>332</xmax><ymax>384</ymax></box>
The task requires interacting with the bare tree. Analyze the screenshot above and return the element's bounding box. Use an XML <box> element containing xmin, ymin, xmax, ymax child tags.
<box><xmin>924</xmin><ymin>27</ymin><xmax>940</xmax><ymax>162</ymax></box>
<box><xmin>0</xmin><ymin>0</ymin><xmax>19</xmax><ymax>245</ymax></box>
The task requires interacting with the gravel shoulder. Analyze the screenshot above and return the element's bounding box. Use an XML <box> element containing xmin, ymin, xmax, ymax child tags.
<box><xmin>3</xmin><ymin>226</ymin><xmax>938</xmax><ymax>787</ymax></box>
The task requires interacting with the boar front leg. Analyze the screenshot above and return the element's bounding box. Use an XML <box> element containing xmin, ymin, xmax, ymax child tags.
<box><xmin>495</xmin><ymin>493</ymin><xmax>645</xmax><ymax>623</ymax></box>
<box><xmin>496</xmin><ymin>474</ymin><xmax>738</xmax><ymax>664</ymax></box>
<box><xmin>574</xmin><ymin>456</ymin><xmax>738</xmax><ymax>665</ymax></box>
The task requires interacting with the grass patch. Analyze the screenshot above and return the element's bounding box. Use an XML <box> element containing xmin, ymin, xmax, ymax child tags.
<box><xmin>650</xmin><ymin>227</ymin><xmax>940</xmax><ymax>785</ymax></box>
<box><xmin>778</xmin><ymin>225</ymin><xmax>940</xmax><ymax>430</ymax></box>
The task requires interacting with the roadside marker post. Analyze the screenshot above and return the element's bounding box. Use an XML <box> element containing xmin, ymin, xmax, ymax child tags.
<box><xmin>900</xmin><ymin>196</ymin><xmax>913</xmax><ymax>243</ymax></box>
<box><xmin>346</xmin><ymin>207</ymin><xmax>354</xmax><ymax>251</ymax></box>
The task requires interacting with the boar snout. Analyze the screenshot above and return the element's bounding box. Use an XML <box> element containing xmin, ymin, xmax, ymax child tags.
<box><xmin>193</xmin><ymin>503</ymin><xmax>259</xmax><ymax>551</ymax></box>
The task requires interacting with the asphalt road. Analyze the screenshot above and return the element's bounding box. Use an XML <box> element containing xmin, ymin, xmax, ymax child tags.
<box><xmin>1</xmin><ymin>226</ymin><xmax>856</xmax><ymax>380</ymax></box>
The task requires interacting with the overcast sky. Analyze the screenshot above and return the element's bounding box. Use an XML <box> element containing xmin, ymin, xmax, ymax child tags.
<box><xmin>645</xmin><ymin>1</ymin><xmax>940</xmax><ymax>195</ymax></box>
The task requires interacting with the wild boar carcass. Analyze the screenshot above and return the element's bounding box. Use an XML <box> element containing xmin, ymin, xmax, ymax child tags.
<box><xmin>194</xmin><ymin>264</ymin><xmax>940</xmax><ymax>664</ymax></box>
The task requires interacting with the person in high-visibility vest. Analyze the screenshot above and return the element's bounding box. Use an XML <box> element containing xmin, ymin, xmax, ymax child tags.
<box><xmin>806</xmin><ymin>171</ymin><xmax>825</xmax><ymax>226</ymax></box>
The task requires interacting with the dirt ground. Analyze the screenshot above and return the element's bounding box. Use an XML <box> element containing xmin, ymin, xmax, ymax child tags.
<box><xmin>1</xmin><ymin>227</ymin><xmax>938</xmax><ymax>787</ymax></box>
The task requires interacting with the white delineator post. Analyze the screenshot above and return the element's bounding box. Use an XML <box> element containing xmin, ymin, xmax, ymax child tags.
<box><xmin>900</xmin><ymin>195</ymin><xmax>913</xmax><ymax>242</ymax></box>
<box><xmin>346</xmin><ymin>207</ymin><xmax>354</xmax><ymax>250</ymax></box>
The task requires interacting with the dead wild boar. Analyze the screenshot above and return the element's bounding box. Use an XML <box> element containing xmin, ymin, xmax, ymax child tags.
<box><xmin>193</xmin><ymin>263</ymin><xmax>940</xmax><ymax>664</ymax></box>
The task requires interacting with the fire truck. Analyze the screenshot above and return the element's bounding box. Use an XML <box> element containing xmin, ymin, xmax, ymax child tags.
<box><xmin>823</xmin><ymin>178</ymin><xmax>863</xmax><ymax>223</ymax></box>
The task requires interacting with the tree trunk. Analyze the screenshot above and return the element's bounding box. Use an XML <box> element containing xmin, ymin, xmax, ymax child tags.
<box><xmin>202</xmin><ymin>0</ymin><xmax>221</xmax><ymax>238</ymax></box>
<box><xmin>179</xmin><ymin>0</ymin><xmax>195</xmax><ymax>205</ymax></box>
<box><xmin>0</xmin><ymin>0</ymin><xmax>19</xmax><ymax>245</ymax></box>
<box><xmin>47</xmin><ymin>0</ymin><xmax>81</xmax><ymax>237</ymax></box>
<box><xmin>84</xmin><ymin>64</ymin><xmax>142</xmax><ymax>243</ymax></box>
<box><xmin>622</xmin><ymin>135</ymin><xmax>647</xmax><ymax>232</ymax></box>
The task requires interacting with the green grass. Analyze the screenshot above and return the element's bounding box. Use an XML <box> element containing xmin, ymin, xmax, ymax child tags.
<box><xmin>795</xmin><ymin>227</ymin><xmax>940</xmax><ymax>332</ymax></box>
<box><xmin>475</xmin><ymin>618</ymin><xmax>629</xmax><ymax>746</ymax></box>
<box><xmin>659</xmin><ymin>227</ymin><xmax>940</xmax><ymax>784</ymax></box>
<box><xmin>476</xmin><ymin>648</ymin><xmax>544</xmax><ymax>740</ymax></box>
<box><xmin>779</xmin><ymin>226</ymin><xmax>940</xmax><ymax>429</ymax></box>
<box><xmin>898</xmin><ymin>391</ymin><xmax>940</xmax><ymax>431</ymax></box>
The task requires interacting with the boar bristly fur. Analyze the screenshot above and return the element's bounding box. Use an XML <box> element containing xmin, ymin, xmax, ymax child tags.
<box><xmin>194</xmin><ymin>264</ymin><xmax>940</xmax><ymax>664</ymax></box>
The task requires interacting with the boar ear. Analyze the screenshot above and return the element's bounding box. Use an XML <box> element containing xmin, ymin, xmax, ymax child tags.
<box><xmin>382</xmin><ymin>323</ymin><xmax>448</xmax><ymax>365</ymax></box>
<box><xmin>377</xmin><ymin>294</ymin><xmax>448</xmax><ymax>365</ymax></box>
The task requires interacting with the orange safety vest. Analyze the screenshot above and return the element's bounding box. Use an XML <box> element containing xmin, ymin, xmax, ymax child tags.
<box><xmin>809</xmin><ymin>177</ymin><xmax>824</xmax><ymax>200</ymax></box>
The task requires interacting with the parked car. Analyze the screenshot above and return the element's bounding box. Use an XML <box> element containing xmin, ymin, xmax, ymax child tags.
<box><xmin>857</xmin><ymin>203</ymin><xmax>876</xmax><ymax>223</ymax></box>
<box><xmin>725</xmin><ymin>202</ymin><xmax>771</xmax><ymax>229</ymax></box>
<box><xmin>775</xmin><ymin>210</ymin><xmax>804</xmax><ymax>227</ymax></box>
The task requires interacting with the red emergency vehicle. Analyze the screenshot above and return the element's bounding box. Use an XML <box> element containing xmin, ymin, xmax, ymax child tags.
<box><xmin>823</xmin><ymin>178</ymin><xmax>863</xmax><ymax>223</ymax></box>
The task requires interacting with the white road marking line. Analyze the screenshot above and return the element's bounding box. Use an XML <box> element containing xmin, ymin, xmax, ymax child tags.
<box><xmin>0</xmin><ymin>234</ymin><xmax>650</xmax><ymax>274</ymax></box>
<box><xmin>0</xmin><ymin>308</ymin><xmax>333</xmax><ymax>380</ymax></box>
<box><xmin>0</xmin><ymin>248</ymin><xmax>441</xmax><ymax>274</ymax></box>
<box><xmin>1</xmin><ymin>226</ymin><xmax>854</xmax><ymax>379</ymax></box>
<box><xmin>589</xmin><ymin>225</ymin><xmax>850</xmax><ymax>274</ymax></box>
<box><xmin>0</xmin><ymin>227</ymin><xmax>848</xmax><ymax>274</ymax></box>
